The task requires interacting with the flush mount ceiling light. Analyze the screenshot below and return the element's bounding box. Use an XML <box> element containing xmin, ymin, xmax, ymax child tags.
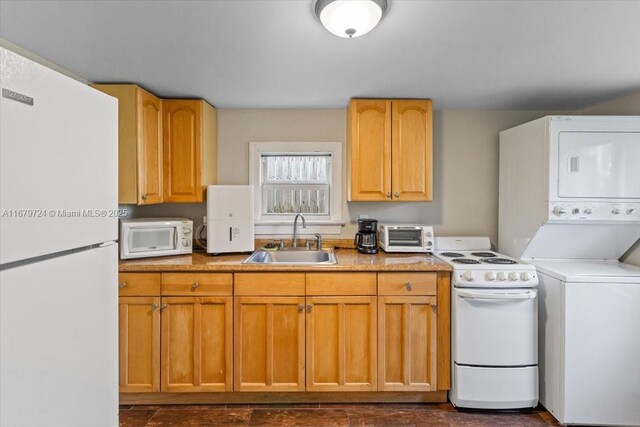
<box><xmin>315</xmin><ymin>0</ymin><xmax>388</xmax><ymax>38</ymax></box>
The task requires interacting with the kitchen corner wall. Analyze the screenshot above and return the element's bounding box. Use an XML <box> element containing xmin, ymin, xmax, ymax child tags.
<box><xmin>124</xmin><ymin>93</ymin><xmax>639</xmax><ymax>264</ymax></box>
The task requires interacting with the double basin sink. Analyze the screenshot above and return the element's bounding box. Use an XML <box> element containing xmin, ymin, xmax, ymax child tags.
<box><xmin>243</xmin><ymin>248</ymin><xmax>337</xmax><ymax>265</ymax></box>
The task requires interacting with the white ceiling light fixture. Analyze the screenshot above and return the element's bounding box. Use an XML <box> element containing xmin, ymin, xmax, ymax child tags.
<box><xmin>315</xmin><ymin>0</ymin><xmax>388</xmax><ymax>38</ymax></box>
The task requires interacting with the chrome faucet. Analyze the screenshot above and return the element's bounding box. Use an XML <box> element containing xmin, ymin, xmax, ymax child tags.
<box><xmin>292</xmin><ymin>213</ymin><xmax>306</xmax><ymax>247</ymax></box>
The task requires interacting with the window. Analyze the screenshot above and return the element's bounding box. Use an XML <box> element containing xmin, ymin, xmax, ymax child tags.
<box><xmin>249</xmin><ymin>142</ymin><xmax>343</xmax><ymax>234</ymax></box>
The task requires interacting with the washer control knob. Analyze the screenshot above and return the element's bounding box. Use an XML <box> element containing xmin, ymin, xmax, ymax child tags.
<box><xmin>584</xmin><ymin>208</ymin><xmax>593</xmax><ymax>214</ymax></box>
<box><xmin>485</xmin><ymin>272</ymin><xmax>496</xmax><ymax>281</ymax></box>
<box><xmin>462</xmin><ymin>271</ymin><xmax>475</xmax><ymax>282</ymax></box>
<box><xmin>497</xmin><ymin>272</ymin><xmax>507</xmax><ymax>281</ymax></box>
<box><xmin>553</xmin><ymin>206</ymin><xmax>567</xmax><ymax>215</ymax></box>
<box><xmin>508</xmin><ymin>272</ymin><xmax>519</xmax><ymax>281</ymax></box>
<box><xmin>520</xmin><ymin>272</ymin><xmax>531</xmax><ymax>281</ymax></box>
<box><xmin>627</xmin><ymin>208</ymin><xmax>636</xmax><ymax>215</ymax></box>
<box><xmin>612</xmin><ymin>208</ymin><xmax>621</xmax><ymax>215</ymax></box>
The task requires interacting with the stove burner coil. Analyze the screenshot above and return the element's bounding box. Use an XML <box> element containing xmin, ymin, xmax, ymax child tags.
<box><xmin>482</xmin><ymin>258</ymin><xmax>517</xmax><ymax>265</ymax></box>
<box><xmin>440</xmin><ymin>252</ymin><xmax>464</xmax><ymax>257</ymax></box>
<box><xmin>452</xmin><ymin>258</ymin><xmax>481</xmax><ymax>264</ymax></box>
<box><xmin>471</xmin><ymin>252</ymin><xmax>496</xmax><ymax>257</ymax></box>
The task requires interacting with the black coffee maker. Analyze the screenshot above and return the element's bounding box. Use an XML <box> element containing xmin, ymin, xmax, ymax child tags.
<box><xmin>354</xmin><ymin>219</ymin><xmax>378</xmax><ymax>254</ymax></box>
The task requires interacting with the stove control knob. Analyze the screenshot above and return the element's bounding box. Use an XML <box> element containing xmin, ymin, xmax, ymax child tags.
<box><xmin>553</xmin><ymin>206</ymin><xmax>567</xmax><ymax>215</ymax></box>
<box><xmin>497</xmin><ymin>272</ymin><xmax>507</xmax><ymax>281</ymax></box>
<box><xmin>462</xmin><ymin>271</ymin><xmax>475</xmax><ymax>282</ymax></box>
<box><xmin>508</xmin><ymin>272</ymin><xmax>519</xmax><ymax>281</ymax></box>
<box><xmin>485</xmin><ymin>272</ymin><xmax>496</xmax><ymax>281</ymax></box>
<box><xmin>584</xmin><ymin>208</ymin><xmax>594</xmax><ymax>214</ymax></box>
<box><xmin>520</xmin><ymin>272</ymin><xmax>531</xmax><ymax>281</ymax></box>
<box><xmin>612</xmin><ymin>208</ymin><xmax>621</xmax><ymax>215</ymax></box>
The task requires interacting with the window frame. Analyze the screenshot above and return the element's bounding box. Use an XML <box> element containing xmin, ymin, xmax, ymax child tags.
<box><xmin>249</xmin><ymin>142</ymin><xmax>344</xmax><ymax>235</ymax></box>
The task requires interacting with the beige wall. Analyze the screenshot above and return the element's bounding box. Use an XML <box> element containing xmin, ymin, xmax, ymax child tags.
<box><xmin>129</xmin><ymin>108</ymin><xmax>551</xmax><ymax>249</ymax></box>
<box><xmin>128</xmin><ymin>93</ymin><xmax>639</xmax><ymax>263</ymax></box>
<box><xmin>579</xmin><ymin>92</ymin><xmax>640</xmax><ymax>266</ymax></box>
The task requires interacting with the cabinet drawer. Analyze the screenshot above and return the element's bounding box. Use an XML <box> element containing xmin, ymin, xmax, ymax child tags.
<box><xmin>306</xmin><ymin>273</ymin><xmax>377</xmax><ymax>295</ymax></box>
<box><xmin>118</xmin><ymin>273</ymin><xmax>161</xmax><ymax>296</ymax></box>
<box><xmin>378</xmin><ymin>273</ymin><xmax>436</xmax><ymax>296</ymax></box>
<box><xmin>161</xmin><ymin>273</ymin><xmax>232</xmax><ymax>296</ymax></box>
<box><xmin>234</xmin><ymin>273</ymin><xmax>305</xmax><ymax>296</ymax></box>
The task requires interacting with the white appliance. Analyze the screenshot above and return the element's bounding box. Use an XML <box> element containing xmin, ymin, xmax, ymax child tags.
<box><xmin>499</xmin><ymin>115</ymin><xmax>640</xmax><ymax>426</ymax></box>
<box><xmin>434</xmin><ymin>237</ymin><xmax>539</xmax><ymax>410</ymax></box>
<box><xmin>206</xmin><ymin>185</ymin><xmax>255</xmax><ymax>254</ymax></box>
<box><xmin>0</xmin><ymin>47</ymin><xmax>118</xmax><ymax>426</ymax></box>
<box><xmin>120</xmin><ymin>218</ymin><xmax>193</xmax><ymax>259</ymax></box>
<box><xmin>378</xmin><ymin>224</ymin><xmax>434</xmax><ymax>253</ymax></box>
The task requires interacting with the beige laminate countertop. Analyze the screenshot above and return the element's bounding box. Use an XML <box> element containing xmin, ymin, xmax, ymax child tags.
<box><xmin>119</xmin><ymin>249</ymin><xmax>452</xmax><ymax>272</ymax></box>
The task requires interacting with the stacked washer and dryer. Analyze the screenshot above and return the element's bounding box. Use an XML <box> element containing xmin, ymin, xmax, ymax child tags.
<box><xmin>499</xmin><ymin>116</ymin><xmax>640</xmax><ymax>426</ymax></box>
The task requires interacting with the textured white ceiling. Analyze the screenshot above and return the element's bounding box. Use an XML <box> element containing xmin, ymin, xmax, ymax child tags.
<box><xmin>1</xmin><ymin>0</ymin><xmax>639</xmax><ymax>109</ymax></box>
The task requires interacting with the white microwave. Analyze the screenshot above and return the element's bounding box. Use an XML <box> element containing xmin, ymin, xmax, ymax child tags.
<box><xmin>120</xmin><ymin>218</ymin><xmax>193</xmax><ymax>259</ymax></box>
<box><xmin>378</xmin><ymin>224</ymin><xmax>434</xmax><ymax>253</ymax></box>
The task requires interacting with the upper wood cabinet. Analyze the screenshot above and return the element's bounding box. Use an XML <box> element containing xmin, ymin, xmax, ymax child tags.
<box><xmin>92</xmin><ymin>84</ymin><xmax>163</xmax><ymax>205</ymax></box>
<box><xmin>162</xmin><ymin>99</ymin><xmax>217</xmax><ymax>202</ymax></box>
<box><xmin>348</xmin><ymin>99</ymin><xmax>433</xmax><ymax>202</ymax></box>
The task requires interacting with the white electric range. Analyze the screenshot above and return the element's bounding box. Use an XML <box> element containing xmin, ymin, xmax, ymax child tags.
<box><xmin>434</xmin><ymin>237</ymin><xmax>539</xmax><ymax>410</ymax></box>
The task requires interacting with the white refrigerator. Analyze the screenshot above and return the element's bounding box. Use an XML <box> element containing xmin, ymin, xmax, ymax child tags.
<box><xmin>0</xmin><ymin>47</ymin><xmax>119</xmax><ymax>426</ymax></box>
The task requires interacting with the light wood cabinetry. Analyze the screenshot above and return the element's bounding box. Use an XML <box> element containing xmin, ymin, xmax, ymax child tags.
<box><xmin>161</xmin><ymin>296</ymin><xmax>232</xmax><ymax>392</ymax></box>
<box><xmin>118</xmin><ymin>296</ymin><xmax>161</xmax><ymax>392</ymax></box>
<box><xmin>162</xmin><ymin>99</ymin><xmax>217</xmax><ymax>202</ymax></box>
<box><xmin>92</xmin><ymin>84</ymin><xmax>163</xmax><ymax>205</ymax></box>
<box><xmin>234</xmin><ymin>297</ymin><xmax>306</xmax><ymax>391</ymax></box>
<box><xmin>118</xmin><ymin>273</ymin><xmax>232</xmax><ymax>393</ymax></box>
<box><xmin>348</xmin><ymin>99</ymin><xmax>433</xmax><ymax>202</ymax></box>
<box><xmin>378</xmin><ymin>296</ymin><xmax>438</xmax><ymax>391</ymax></box>
<box><xmin>305</xmin><ymin>296</ymin><xmax>377</xmax><ymax>391</ymax></box>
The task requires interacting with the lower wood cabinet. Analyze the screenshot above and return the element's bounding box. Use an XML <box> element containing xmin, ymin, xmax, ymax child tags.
<box><xmin>118</xmin><ymin>296</ymin><xmax>161</xmax><ymax>392</ymax></box>
<box><xmin>305</xmin><ymin>296</ymin><xmax>377</xmax><ymax>391</ymax></box>
<box><xmin>378</xmin><ymin>296</ymin><xmax>438</xmax><ymax>391</ymax></box>
<box><xmin>234</xmin><ymin>297</ymin><xmax>305</xmax><ymax>391</ymax></box>
<box><xmin>161</xmin><ymin>296</ymin><xmax>232</xmax><ymax>392</ymax></box>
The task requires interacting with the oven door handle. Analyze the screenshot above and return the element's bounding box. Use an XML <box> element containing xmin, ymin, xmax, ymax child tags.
<box><xmin>457</xmin><ymin>289</ymin><xmax>537</xmax><ymax>301</ymax></box>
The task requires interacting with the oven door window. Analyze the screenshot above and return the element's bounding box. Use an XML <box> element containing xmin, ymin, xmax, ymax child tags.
<box><xmin>129</xmin><ymin>227</ymin><xmax>176</xmax><ymax>253</ymax></box>
<box><xmin>388</xmin><ymin>229</ymin><xmax>423</xmax><ymax>247</ymax></box>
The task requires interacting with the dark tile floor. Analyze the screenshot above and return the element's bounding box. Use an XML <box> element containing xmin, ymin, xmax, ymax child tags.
<box><xmin>119</xmin><ymin>403</ymin><xmax>560</xmax><ymax>426</ymax></box>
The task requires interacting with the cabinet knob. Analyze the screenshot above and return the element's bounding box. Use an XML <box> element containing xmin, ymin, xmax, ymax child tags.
<box><xmin>161</xmin><ymin>303</ymin><xmax>168</xmax><ymax>310</ymax></box>
<box><xmin>298</xmin><ymin>304</ymin><xmax>304</xmax><ymax>313</ymax></box>
<box><xmin>306</xmin><ymin>304</ymin><xmax>313</xmax><ymax>313</ymax></box>
<box><xmin>386</xmin><ymin>192</ymin><xmax>391</xmax><ymax>199</ymax></box>
<box><xmin>141</xmin><ymin>194</ymin><xmax>147</xmax><ymax>200</ymax></box>
<box><xmin>151</xmin><ymin>303</ymin><xmax>158</xmax><ymax>310</ymax></box>
<box><xmin>394</xmin><ymin>192</ymin><xmax>400</xmax><ymax>198</ymax></box>
<box><xmin>405</xmin><ymin>282</ymin><xmax>413</xmax><ymax>291</ymax></box>
<box><xmin>431</xmin><ymin>303</ymin><xmax>437</xmax><ymax>312</ymax></box>
<box><xmin>119</xmin><ymin>282</ymin><xmax>127</xmax><ymax>289</ymax></box>
<box><xmin>191</xmin><ymin>282</ymin><xmax>200</xmax><ymax>290</ymax></box>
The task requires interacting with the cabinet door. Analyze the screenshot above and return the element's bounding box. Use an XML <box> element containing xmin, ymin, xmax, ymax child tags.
<box><xmin>348</xmin><ymin>99</ymin><xmax>392</xmax><ymax>201</ymax></box>
<box><xmin>163</xmin><ymin>100</ymin><xmax>202</xmax><ymax>202</ymax></box>
<box><xmin>118</xmin><ymin>296</ymin><xmax>160</xmax><ymax>392</ymax></box>
<box><xmin>234</xmin><ymin>297</ymin><xmax>305</xmax><ymax>391</ymax></box>
<box><xmin>391</xmin><ymin>100</ymin><xmax>433</xmax><ymax>201</ymax></box>
<box><xmin>378</xmin><ymin>296</ymin><xmax>437</xmax><ymax>391</ymax></box>
<box><xmin>161</xmin><ymin>296</ymin><xmax>232</xmax><ymax>392</ymax></box>
<box><xmin>137</xmin><ymin>89</ymin><xmax>163</xmax><ymax>205</ymax></box>
<box><xmin>306</xmin><ymin>296</ymin><xmax>377</xmax><ymax>391</ymax></box>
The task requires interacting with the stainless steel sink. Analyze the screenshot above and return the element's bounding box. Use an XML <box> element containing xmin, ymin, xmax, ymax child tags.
<box><xmin>243</xmin><ymin>248</ymin><xmax>337</xmax><ymax>265</ymax></box>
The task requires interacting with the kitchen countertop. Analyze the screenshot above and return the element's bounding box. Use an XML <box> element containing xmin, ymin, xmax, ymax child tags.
<box><xmin>118</xmin><ymin>249</ymin><xmax>452</xmax><ymax>272</ymax></box>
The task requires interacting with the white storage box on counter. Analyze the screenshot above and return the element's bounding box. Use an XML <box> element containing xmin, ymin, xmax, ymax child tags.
<box><xmin>207</xmin><ymin>185</ymin><xmax>255</xmax><ymax>254</ymax></box>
